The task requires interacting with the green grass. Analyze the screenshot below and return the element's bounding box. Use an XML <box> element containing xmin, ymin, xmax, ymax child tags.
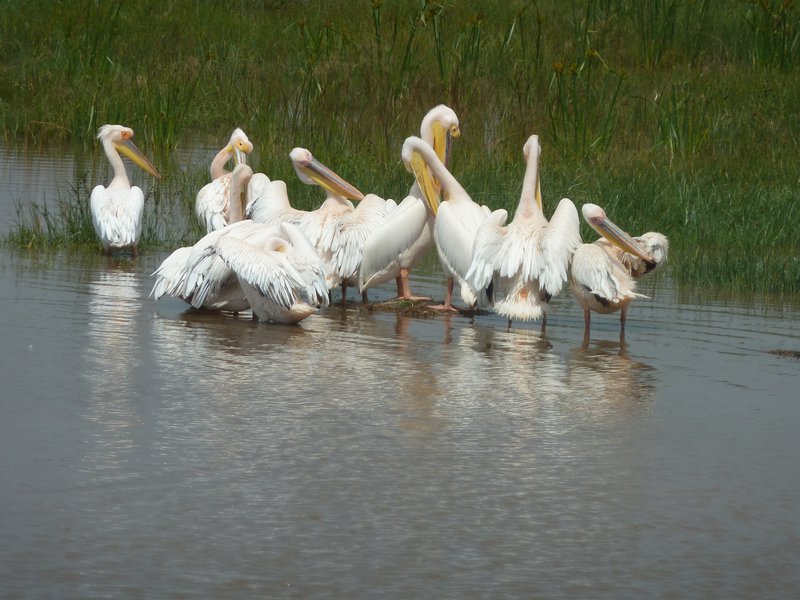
<box><xmin>2</xmin><ymin>0</ymin><xmax>799</xmax><ymax>295</ymax></box>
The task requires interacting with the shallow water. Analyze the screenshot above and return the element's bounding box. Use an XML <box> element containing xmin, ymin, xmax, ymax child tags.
<box><xmin>2</xmin><ymin>145</ymin><xmax>800</xmax><ymax>598</ymax></box>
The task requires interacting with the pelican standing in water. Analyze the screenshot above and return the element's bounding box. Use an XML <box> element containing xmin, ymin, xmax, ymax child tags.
<box><xmin>467</xmin><ymin>135</ymin><xmax>580</xmax><ymax>330</ymax></box>
<box><xmin>570</xmin><ymin>203</ymin><xmax>668</xmax><ymax>343</ymax></box>
<box><xmin>359</xmin><ymin>104</ymin><xmax>460</xmax><ymax>301</ymax></box>
<box><xmin>90</xmin><ymin>124</ymin><xmax>161</xmax><ymax>257</ymax></box>
<box><xmin>195</xmin><ymin>128</ymin><xmax>254</xmax><ymax>233</ymax></box>
<box><xmin>402</xmin><ymin>136</ymin><xmax>491</xmax><ymax>311</ymax></box>
<box><xmin>288</xmin><ymin>147</ymin><xmax>395</xmax><ymax>303</ymax></box>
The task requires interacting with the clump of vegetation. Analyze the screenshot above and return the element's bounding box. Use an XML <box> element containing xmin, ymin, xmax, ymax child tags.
<box><xmin>1</xmin><ymin>0</ymin><xmax>799</xmax><ymax>295</ymax></box>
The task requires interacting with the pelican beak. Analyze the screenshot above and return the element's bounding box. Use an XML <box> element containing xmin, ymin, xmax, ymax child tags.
<box><xmin>233</xmin><ymin>146</ymin><xmax>247</xmax><ymax>167</ymax></box>
<box><xmin>114</xmin><ymin>139</ymin><xmax>161</xmax><ymax>179</ymax></box>
<box><xmin>535</xmin><ymin>176</ymin><xmax>542</xmax><ymax>210</ymax></box>
<box><xmin>298</xmin><ymin>155</ymin><xmax>364</xmax><ymax>200</ymax></box>
<box><xmin>433</xmin><ymin>122</ymin><xmax>460</xmax><ymax>170</ymax></box>
<box><xmin>592</xmin><ymin>214</ymin><xmax>655</xmax><ymax>263</ymax></box>
<box><xmin>407</xmin><ymin>149</ymin><xmax>440</xmax><ymax>215</ymax></box>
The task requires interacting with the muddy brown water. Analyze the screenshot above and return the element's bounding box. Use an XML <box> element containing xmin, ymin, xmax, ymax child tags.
<box><xmin>2</xmin><ymin>145</ymin><xmax>799</xmax><ymax>597</ymax></box>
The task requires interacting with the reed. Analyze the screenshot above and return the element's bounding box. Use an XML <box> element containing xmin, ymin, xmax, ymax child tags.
<box><xmin>1</xmin><ymin>0</ymin><xmax>799</xmax><ymax>295</ymax></box>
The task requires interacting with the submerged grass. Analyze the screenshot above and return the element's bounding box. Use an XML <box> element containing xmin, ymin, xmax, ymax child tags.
<box><xmin>1</xmin><ymin>0</ymin><xmax>799</xmax><ymax>295</ymax></box>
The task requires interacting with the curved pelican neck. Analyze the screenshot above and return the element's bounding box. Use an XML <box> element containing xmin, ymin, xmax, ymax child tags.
<box><xmin>209</xmin><ymin>145</ymin><xmax>232</xmax><ymax>180</ymax></box>
<box><xmin>103</xmin><ymin>137</ymin><xmax>131</xmax><ymax>189</ymax></box>
<box><xmin>416</xmin><ymin>141</ymin><xmax>466</xmax><ymax>202</ymax></box>
<box><xmin>228</xmin><ymin>166</ymin><xmax>253</xmax><ymax>223</ymax></box>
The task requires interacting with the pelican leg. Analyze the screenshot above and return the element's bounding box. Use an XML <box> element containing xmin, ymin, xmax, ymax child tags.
<box><xmin>362</xmin><ymin>290</ymin><xmax>369</xmax><ymax>303</ymax></box>
<box><xmin>429</xmin><ymin>277</ymin><xmax>458</xmax><ymax>312</ymax></box>
<box><xmin>582</xmin><ymin>309</ymin><xmax>591</xmax><ymax>347</ymax></box>
<box><xmin>340</xmin><ymin>282</ymin><xmax>348</xmax><ymax>305</ymax></box>
<box><xmin>396</xmin><ymin>268</ymin><xmax>430</xmax><ymax>301</ymax></box>
<box><xmin>620</xmin><ymin>306</ymin><xmax>627</xmax><ymax>344</ymax></box>
<box><xmin>131</xmin><ymin>244</ymin><xmax>138</xmax><ymax>258</ymax></box>
<box><xmin>541</xmin><ymin>312</ymin><xmax>547</xmax><ymax>334</ymax></box>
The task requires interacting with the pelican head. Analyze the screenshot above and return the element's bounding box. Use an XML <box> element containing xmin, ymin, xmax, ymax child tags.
<box><xmin>582</xmin><ymin>204</ymin><xmax>655</xmax><ymax>263</ymax></box>
<box><xmin>227</xmin><ymin>128</ymin><xmax>253</xmax><ymax>166</ymax></box>
<box><xmin>402</xmin><ymin>136</ymin><xmax>440</xmax><ymax>216</ymax></box>
<box><xmin>289</xmin><ymin>147</ymin><xmax>364</xmax><ymax>200</ymax></box>
<box><xmin>522</xmin><ymin>134</ymin><xmax>542</xmax><ymax>209</ymax></box>
<box><xmin>421</xmin><ymin>104</ymin><xmax>460</xmax><ymax>168</ymax></box>
<box><xmin>97</xmin><ymin>124</ymin><xmax>161</xmax><ymax>179</ymax></box>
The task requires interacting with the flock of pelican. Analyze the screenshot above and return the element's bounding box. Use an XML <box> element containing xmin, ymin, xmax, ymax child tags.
<box><xmin>90</xmin><ymin>105</ymin><xmax>668</xmax><ymax>340</ymax></box>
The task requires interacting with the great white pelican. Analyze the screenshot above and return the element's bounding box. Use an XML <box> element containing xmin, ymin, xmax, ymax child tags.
<box><xmin>152</xmin><ymin>162</ymin><xmax>255</xmax><ymax>311</ymax></box>
<box><xmin>194</xmin><ymin>128</ymin><xmax>254</xmax><ymax>233</ymax></box>
<box><xmin>90</xmin><ymin>124</ymin><xmax>161</xmax><ymax>257</ymax></box>
<box><xmin>401</xmin><ymin>136</ymin><xmax>491</xmax><ymax>311</ymax></box>
<box><xmin>570</xmin><ymin>203</ymin><xmax>668</xmax><ymax>343</ymax></box>
<box><xmin>250</xmin><ymin>147</ymin><xmax>394</xmax><ymax>303</ymax></box>
<box><xmin>466</xmin><ymin>134</ymin><xmax>580</xmax><ymax>329</ymax></box>
<box><xmin>358</xmin><ymin>104</ymin><xmax>461</xmax><ymax>301</ymax></box>
<box><xmin>153</xmin><ymin>163</ymin><xmax>329</xmax><ymax>323</ymax></box>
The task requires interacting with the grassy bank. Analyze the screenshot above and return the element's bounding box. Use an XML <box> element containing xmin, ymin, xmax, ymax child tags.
<box><xmin>2</xmin><ymin>0</ymin><xmax>799</xmax><ymax>294</ymax></box>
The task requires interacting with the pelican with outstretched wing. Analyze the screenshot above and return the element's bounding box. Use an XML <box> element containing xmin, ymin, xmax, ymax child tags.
<box><xmin>152</xmin><ymin>163</ymin><xmax>255</xmax><ymax>311</ymax></box>
<box><xmin>154</xmin><ymin>163</ymin><xmax>329</xmax><ymax>323</ymax></box>
<box><xmin>90</xmin><ymin>124</ymin><xmax>161</xmax><ymax>256</ymax></box>
<box><xmin>466</xmin><ymin>134</ymin><xmax>580</xmax><ymax>329</ymax></box>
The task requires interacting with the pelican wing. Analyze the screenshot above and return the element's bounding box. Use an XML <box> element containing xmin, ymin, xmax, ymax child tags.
<box><xmin>180</xmin><ymin>221</ymin><xmax>257</xmax><ymax>308</ymax></box>
<box><xmin>327</xmin><ymin>194</ymin><xmax>395</xmax><ymax>282</ymax></box>
<box><xmin>214</xmin><ymin>236</ymin><xmax>307</xmax><ymax>310</ymax></box>
<box><xmin>279</xmin><ymin>222</ymin><xmax>330</xmax><ymax>306</ymax></box>
<box><xmin>150</xmin><ymin>246</ymin><xmax>194</xmax><ymax>300</ymax></box>
<box><xmin>537</xmin><ymin>198</ymin><xmax>581</xmax><ymax>297</ymax></box>
<box><xmin>359</xmin><ymin>195</ymin><xmax>429</xmax><ymax>291</ymax></box>
<box><xmin>195</xmin><ymin>173</ymin><xmax>232</xmax><ymax>233</ymax></box>
<box><xmin>465</xmin><ymin>208</ymin><xmax>509</xmax><ymax>290</ymax></box>
<box><xmin>246</xmin><ymin>179</ymin><xmax>307</xmax><ymax>228</ymax></box>
<box><xmin>626</xmin><ymin>231</ymin><xmax>669</xmax><ymax>276</ymax></box>
<box><xmin>571</xmin><ymin>243</ymin><xmax>644</xmax><ymax>303</ymax></box>
<box><xmin>434</xmin><ymin>201</ymin><xmax>487</xmax><ymax>281</ymax></box>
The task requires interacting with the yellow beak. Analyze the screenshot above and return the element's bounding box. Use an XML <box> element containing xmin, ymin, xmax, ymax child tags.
<box><xmin>114</xmin><ymin>139</ymin><xmax>161</xmax><ymax>179</ymax></box>
<box><xmin>298</xmin><ymin>155</ymin><xmax>364</xmax><ymax>200</ymax></box>
<box><xmin>592</xmin><ymin>215</ymin><xmax>654</xmax><ymax>263</ymax></box>
<box><xmin>432</xmin><ymin>122</ymin><xmax>460</xmax><ymax>170</ymax></box>
<box><xmin>407</xmin><ymin>150</ymin><xmax>440</xmax><ymax>215</ymax></box>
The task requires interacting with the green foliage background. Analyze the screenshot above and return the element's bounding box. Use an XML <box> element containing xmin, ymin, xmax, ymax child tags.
<box><xmin>1</xmin><ymin>0</ymin><xmax>799</xmax><ymax>294</ymax></box>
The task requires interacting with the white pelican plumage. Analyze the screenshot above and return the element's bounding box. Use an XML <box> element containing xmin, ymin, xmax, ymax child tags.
<box><xmin>194</xmin><ymin>128</ymin><xmax>254</xmax><ymax>233</ymax></box>
<box><xmin>252</xmin><ymin>147</ymin><xmax>394</xmax><ymax>303</ymax></box>
<box><xmin>246</xmin><ymin>177</ymin><xmax>307</xmax><ymax>229</ymax></box>
<box><xmin>466</xmin><ymin>134</ymin><xmax>580</xmax><ymax>328</ymax></box>
<box><xmin>570</xmin><ymin>203</ymin><xmax>668</xmax><ymax>343</ymax></box>
<box><xmin>402</xmin><ymin>135</ymin><xmax>491</xmax><ymax>311</ymax></box>
<box><xmin>152</xmin><ymin>162</ymin><xmax>255</xmax><ymax>311</ymax></box>
<box><xmin>212</xmin><ymin>220</ymin><xmax>329</xmax><ymax>323</ymax></box>
<box><xmin>153</xmin><ymin>164</ymin><xmax>329</xmax><ymax>323</ymax></box>
<box><xmin>90</xmin><ymin>124</ymin><xmax>161</xmax><ymax>256</ymax></box>
<box><xmin>359</xmin><ymin>104</ymin><xmax>460</xmax><ymax>300</ymax></box>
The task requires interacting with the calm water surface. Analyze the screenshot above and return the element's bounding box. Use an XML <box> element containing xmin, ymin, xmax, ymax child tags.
<box><xmin>1</xmin><ymin>146</ymin><xmax>799</xmax><ymax>598</ymax></box>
